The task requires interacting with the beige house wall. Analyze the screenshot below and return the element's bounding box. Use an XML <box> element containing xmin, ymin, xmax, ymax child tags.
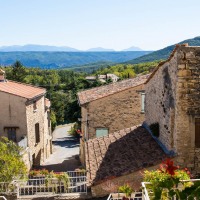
<box><xmin>0</xmin><ymin>92</ymin><xmax>51</xmax><ymax>170</ymax></box>
<box><xmin>81</xmin><ymin>84</ymin><xmax>145</xmax><ymax>140</ymax></box>
<box><xmin>0</xmin><ymin>92</ymin><xmax>27</xmax><ymax>141</ymax></box>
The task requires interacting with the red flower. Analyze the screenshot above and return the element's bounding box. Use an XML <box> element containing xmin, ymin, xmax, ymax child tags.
<box><xmin>161</xmin><ymin>158</ymin><xmax>178</xmax><ymax>176</ymax></box>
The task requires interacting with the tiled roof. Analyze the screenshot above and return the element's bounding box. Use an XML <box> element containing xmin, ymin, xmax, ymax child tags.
<box><xmin>0</xmin><ymin>80</ymin><xmax>46</xmax><ymax>100</ymax></box>
<box><xmin>85</xmin><ymin>125</ymin><xmax>167</xmax><ymax>185</ymax></box>
<box><xmin>78</xmin><ymin>74</ymin><xmax>149</xmax><ymax>105</ymax></box>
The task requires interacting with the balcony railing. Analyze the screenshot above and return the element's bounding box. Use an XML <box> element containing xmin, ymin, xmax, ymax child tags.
<box><xmin>107</xmin><ymin>192</ymin><xmax>142</xmax><ymax>200</ymax></box>
<box><xmin>142</xmin><ymin>179</ymin><xmax>200</xmax><ymax>200</ymax></box>
<box><xmin>17</xmin><ymin>136</ymin><xmax>28</xmax><ymax>149</ymax></box>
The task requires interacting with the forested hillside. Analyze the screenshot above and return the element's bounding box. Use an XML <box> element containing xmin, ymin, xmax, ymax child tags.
<box><xmin>126</xmin><ymin>36</ymin><xmax>200</xmax><ymax>64</ymax></box>
<box><xmin>2</xmin><ymin>60</ymin><xmax>160</xmax><ymax>128</ymax></box>
<box><xmin>0</xmin><ymin>51</ymin><xmax>151</xmax><ymax>69</ymax></box>
<box><xmin>93</xmin><ymin>60</ymin><xmax>160</xmax><ymax>78</ymax></box>
<box><xmin>3</xmin><ymin>61</ymin><xmax>104</xmax><ymax>129</ymax></box>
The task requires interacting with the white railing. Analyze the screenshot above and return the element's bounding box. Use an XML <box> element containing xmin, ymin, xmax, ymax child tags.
<box><xmin>0</xmin><ymin>196</ymin><xmax>7</xmax><ymax>200</ymax></box>
<box><xmin>18</xmin><ymin>136</ymin><xmax>28</xmax><ymax>149</ymax></box>
<box><xmin>142</xmin><ymin>179</ymin><xmax>200</xmax><ymax>200</ymax></box>
<box><xmin>15</xmin><ymin>171</ymin><xmax>87</xmax><ymax>197</ymax></box>
<box><xmin>107</xmin><ymin>192</ymin><xmax>143</xmax><ymax>200</ymax></box>
<box><xmin>0</xmin><ymin>182</ymin><xmax>17</xmax><ymax>194</ymax></box>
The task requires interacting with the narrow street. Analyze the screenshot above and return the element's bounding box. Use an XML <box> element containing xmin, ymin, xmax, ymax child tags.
<box><xmin>41</xmin><ymin>123</ymin><xmax>81</xmax><ymax>172</ymax></box>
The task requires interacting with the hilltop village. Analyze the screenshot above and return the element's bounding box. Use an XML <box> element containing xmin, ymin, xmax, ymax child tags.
<box><xmin>0</xmin><ymin>44</ymin><xmax>200</xmax><ymax>200</ymax></box>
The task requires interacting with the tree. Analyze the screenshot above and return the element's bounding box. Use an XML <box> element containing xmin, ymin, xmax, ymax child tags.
<box><xmin>12</xmin><ymin>61</ymin><xmax>26</xmax><ymax>82</ymax></box>
<box><xmin>0</xmin><ymin>137</ymin><xmax>27</xmax><ymax>182</ymax></box>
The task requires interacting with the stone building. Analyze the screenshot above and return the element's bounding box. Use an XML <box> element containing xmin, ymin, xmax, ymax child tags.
<box><xmin>77</xmin><ymin>75</ymin><xmax>149</xmax><ymax>164</ymax></box>
<box><xmin>145</xmin><ymin>44</ymin><xmax>200</xmax><ymax>173</ymax></box>
<box><xmin>0</xmin><ymin>70</ymin><xmax>52</xmax><ymax>170</ymax></box>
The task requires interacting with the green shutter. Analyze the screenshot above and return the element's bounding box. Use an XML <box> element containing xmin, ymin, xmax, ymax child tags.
<box><xmin>96</xmin><ymin>128</ymin><xmax>108</xmax><ymax>138</ymax></box>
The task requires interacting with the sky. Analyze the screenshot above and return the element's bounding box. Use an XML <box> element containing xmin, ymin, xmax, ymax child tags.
<box><xmin>0</xmin><ymin>0</ymin><xmax>200</xmax><ymax>51</ymax></box>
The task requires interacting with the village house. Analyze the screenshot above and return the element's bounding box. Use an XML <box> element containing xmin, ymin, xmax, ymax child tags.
<box><xmin>78</xmin><ymin>74</ymin><xmax>149</xmax><ymax>164</ymax></box>
<box><xmin>82</xmin><ymin>44</ymin><xmax>200</xmax><ymax>197</ymax></box>
<box><xmin>0</xmin><ymin>69</ymin><xmax>52</xmax><ymax>170</ymax></box>
<box><xmin>85</xmin><ymin>73</ymin><xmax>119</xmax><ymax>83</ymax></box>
<box><xmin>145</xmin><ymin>44</ymin><xmax>200</xmax><ymax>173</ymax></box>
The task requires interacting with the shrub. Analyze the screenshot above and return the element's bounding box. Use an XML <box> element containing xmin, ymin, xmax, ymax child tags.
<box><xmin>143</xmin><ymin>158</ymin><xmax>193</xmax><ymax>200</ymax></box>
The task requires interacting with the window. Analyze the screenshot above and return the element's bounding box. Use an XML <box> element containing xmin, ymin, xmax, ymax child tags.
<box><xmin>35</xmin><ymin>123</ymin><xmax>40</xmax><ymax>144</ymax></box>
<box><xmin>141</xmin><ymin>93</ymin><xmax>145</xmax><ymax>113</ymax></box>
<box><xmin>33</xmin><ymin>100</ymin><xmax>37</xmax><ymax>112</ymax></box>
<box><xmin>195</xmin><ymin>118</ymin><xmax>200</xmax><ymax>148</ymax></box>
<box><xmin>96</xmin><ymin>128</ymin><xmax>108</xmax><ymax>138</ymax></box>
<box><xmin>5</xmin><ymin>127</ymin><xmax>17</xmax><ymax>142</ymax></box>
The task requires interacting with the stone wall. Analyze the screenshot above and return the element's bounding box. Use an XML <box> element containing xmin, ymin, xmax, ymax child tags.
<box><xmin>82</xmin><ymin>84</ymin><xmax>145</xmax><ymax>139</ymax></box>
<box><xmin>174</xmin><ymin>46</ymin><xmax>200</xmax><ymax>172</ymax></box>
<box><xmin>26</xmin><ymin>96</ymin><xmax>51</xmax><ymax>166</ymax></box>
<box><xmin>91</xmin><ymin>164</ymin><xmax>159</xmax><ymax>197</ymax></box>
<box><xmin>145</xmin><ymin>52</ymin><xmax>178</xmax><ymax>150</ymax></box>
<box><xmin>145</xmin><ymin>45</ymin><xmax>200</xmax><ymax>172</ymax></box>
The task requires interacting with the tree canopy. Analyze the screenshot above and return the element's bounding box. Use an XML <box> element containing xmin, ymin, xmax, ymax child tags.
<box><xmin>0</xmin><ymin>137</ymin><xmax>27</xmax><ymax>182</ymax></box>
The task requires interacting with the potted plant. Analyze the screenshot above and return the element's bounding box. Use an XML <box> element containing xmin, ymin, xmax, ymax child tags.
<box><xmin>118</xmin><ymin>183</ymin><xmax>134</xmax><ymax>200</ymax></box>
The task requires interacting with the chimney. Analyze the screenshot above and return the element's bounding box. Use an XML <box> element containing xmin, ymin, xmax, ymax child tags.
<box><xmin>0</xmin><ymin>69</ymin><xmax>5</xmax><ymax>82</ymax></box>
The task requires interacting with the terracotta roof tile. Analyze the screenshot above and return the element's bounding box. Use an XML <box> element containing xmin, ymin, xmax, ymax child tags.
<box><xmin>78</xmin><ymin>74</ymin><xmax>150</xmax><ymax>105</ymax></box>
<box><xmin>85</xmin><ymin>125</ymin><xmax>167</xmax><ymax>185</ymax></box>
<box><xmin>0</xmin><ymin>80</ymin><xmax>46</xmax><ymax>99</ymax></box>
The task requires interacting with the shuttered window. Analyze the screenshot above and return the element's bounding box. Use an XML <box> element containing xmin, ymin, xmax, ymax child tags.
<box><xmin>195</xmin><ymin>118</ymin><xmax>200</xmax><ymax>148</ymax></box>
<box><xmin>35</xmin><ymin>123</ymin><xmax>40</xmax><ymax>144</ymax></box>
<box><xmin>96</xmin><ymin>128</ymin><xmax>108</xmax><ymax>138</ymax></box>
<box><xmin>141</xmin><ymin>93</ymin><xmax>145</xmax><ymax>113</ymax></box>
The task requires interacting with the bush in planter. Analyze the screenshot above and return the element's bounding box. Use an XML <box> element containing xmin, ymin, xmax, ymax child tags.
<box><xmin>143</xmin><ymin>158</ymin><xmax>193</xmax><ymax>200</ymax></box>
<box><xmin>118</xmin><ymin>183</ymin><xmax>134</xmax><ymax>200</ymax></box>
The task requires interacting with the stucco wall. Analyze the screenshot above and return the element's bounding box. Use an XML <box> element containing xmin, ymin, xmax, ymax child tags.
<box><xmin>0</xmin><ymin>92</ymin><xmax>51</xmax><ymax>169</ymax></box>
<box><xmin>82</xmin><ymin>84</ymin><xmax>145</xmax><ymax>140</ymax></box>
<box><xmin>0</xmin><ymin>92</ymin><xmax>27</xmax><ymax>141</ymax></box>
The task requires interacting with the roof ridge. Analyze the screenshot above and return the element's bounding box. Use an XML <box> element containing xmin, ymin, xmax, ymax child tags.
<box><xmin>7</xmin><ymin>79</ymin><xmax>46</xmax><ymax>91</ymax></box>
<box><xmin>78</xmin><ymin>74</ymin><xmax>149</xmax><ymax>95</ymax></box>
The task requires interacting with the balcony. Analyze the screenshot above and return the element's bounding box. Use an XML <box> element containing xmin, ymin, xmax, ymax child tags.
<box><xmin>17</xmin><ymin>136</ymin><xmax>28</xmax><ymax>150</ymax></box>
<box><xmin>142</xmin><ymin>179</ymin><xmax>200</xmax><ymax>200</ymax></box>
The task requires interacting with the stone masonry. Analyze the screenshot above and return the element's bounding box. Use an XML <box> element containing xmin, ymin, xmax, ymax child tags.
<box><xmin>145</xmin><ymin>44</ymin><xmax>200</xmax><ymax>173</ymax></box>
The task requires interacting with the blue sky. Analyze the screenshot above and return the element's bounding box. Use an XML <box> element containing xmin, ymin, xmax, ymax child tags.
<box><xmin>0</xmin><ymin>0</ymin><xmax>200</xmax><ymax>50</ymax></box>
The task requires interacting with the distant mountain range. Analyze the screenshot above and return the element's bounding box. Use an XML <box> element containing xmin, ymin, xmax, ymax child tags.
<box><xmin>122</xmin><ymin>46</ymin><xmax>143</xmax><ymax>51</ymax></box>
<box><xmin>126</xmin><ymin>36</ymin><xmax>200</xmax><ymax>64</ymax></box>
<box><xmin>0</xmin><ymin>51</ymin><xmax>152</xmax><ymax>69</ymax></box>
<box><xmin>0</xmin><ymin>44</ymin><xmax>144</xmax><ymax>52</ymax></box>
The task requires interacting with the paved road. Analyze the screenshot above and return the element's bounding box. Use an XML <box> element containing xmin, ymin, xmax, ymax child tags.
<box><xmin>41</xmin><ymin>124</ymin><xmax>81</xmax><ymax>172</ymax></box>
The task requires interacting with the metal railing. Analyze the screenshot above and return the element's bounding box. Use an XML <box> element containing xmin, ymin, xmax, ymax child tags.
<box><xmin>15</xmin><ymin>171</ymin><xmax>87</xmax><ymax>197</ymax></box>
<box><xmin>0</xmin><ymin>182</ymin><xmax>17</xmax><ymax>194</ymax></box>
<box><xmin>18</xmin><ymin>136</ymin><xmax>28</xmax><ymax>149</ymax></box>
<box><xmin>0</xmin><ymin>196</ymin><xmax>7</xmax><ymax>200</ymax></box>
<box><xmin>142</xmin><ymin>179</ymin><xmax>200</xmax><ymax>200</ymax></box>
<box><xmin>107</xmin><ymin>192</ymin><xmax>143</xmax><ymax>200</ymax></box>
